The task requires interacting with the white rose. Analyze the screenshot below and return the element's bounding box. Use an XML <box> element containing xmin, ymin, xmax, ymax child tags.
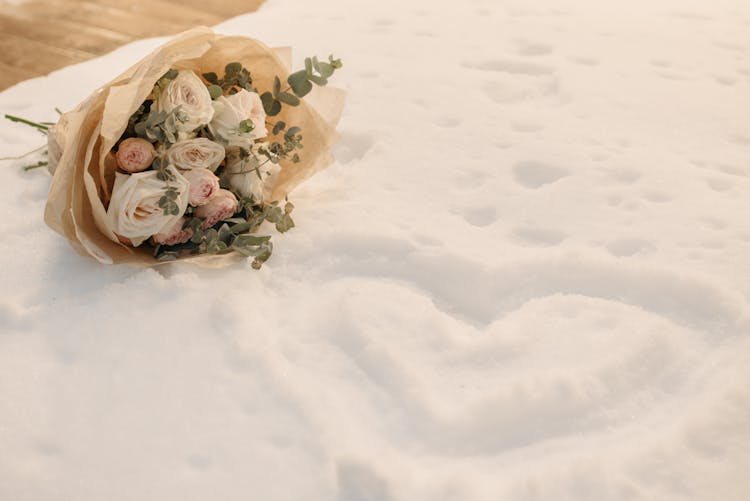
<box><xmin>106</xmin><ymin>166</ymin><xmax>190</xmax><ymax>247</ymax></box>
<box><xmin>165</xmin><ymin>138</ymin><xmax>225</xmax><ymax>171</ymax></box>
<box><xmin>220</xmin><ymin>148</ymin><xmax>280</xmax><ymax>203</ymax></box>
<box><xmin>209</xmin><ymin>89</ymin><xmax>267</xmax><ymax>148</ymax></box>
<box><xmin>156</xmin><ymin>70</ymin><xmax>215</xmax><ymax>133</ymax></box>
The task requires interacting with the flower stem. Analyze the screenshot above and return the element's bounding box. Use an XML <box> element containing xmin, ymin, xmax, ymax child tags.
<box><xmin>4</xmin><ymin>114</ymin><xmax>50</xmax><ymax>133</ymax></box>
<box><xmin>23</xmin><ymin>160</ymin><xmax>48</xmax><ymax>171</ymax></box>
<box><xmin>0</xmin><ymin>144</ymin><xmax>46</xmax><ymax>161</ymax></box>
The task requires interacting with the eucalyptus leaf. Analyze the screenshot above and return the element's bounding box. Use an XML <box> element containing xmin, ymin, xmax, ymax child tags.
<box><xmin>275</xmin><ymin>213</ymin><xmax>295</xmax><ymax>233</ymax></box>
<box><xmin>225</xmin><ymin>62</ymin><xmax>242</xmax><ymax>76</ymax></box>
<box><xmin>260</xmin><ymin>92</ymin><xmax>282</xmax><ymax>116</ymax></box>
<box><xmin>288</xmin><ymin>71</ymin><xmax>313</xmax><ymax>97</ymax></box>
<box><xmin>272</xmin><ymin>121</ymin><xmax>286</xmax><ymax>135</ymax></box>
<box><xmin>234</xmin><ymin>234</ymin><xmax>272</xmax><ymax>247</ymax></box>
<box><xmin>308</xmin><ymin>74</ymin><xmax>327</xmax><ymax>86</ymax></box>
<box><xmin>208</xmin><ymin>85</ymin><xmax>223</xmax><ymax>99</ymax></box>
<box><xmin>318</xmin><ymin>62</ymin><xmax>334</xmax><ymax>78</ymax></box>
<box><xmin>218</xmin><ymin>223</ymin><xmax>232</xmax><ymax>244</ymax></box>
<box><xmin>276</xmin><ymin>92</ymin><xmax>300</xmax><ymax>106</ymax></box>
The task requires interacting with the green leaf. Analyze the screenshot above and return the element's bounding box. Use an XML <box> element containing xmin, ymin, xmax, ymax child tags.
<box><xmin>272</xmin><ymin>121</ymin><xmax>286</xmax><ymax>135</ymax></box>
<box><xmin>318</xmin><ymin>62</ymin><xmax>334</xmax><ymax>78</ymax></box>
<box><xmin>308</xmin><ymin>74</ymin><xmax>327</xmax><ymax>86</ymax></box>
<box><xmin>207</xmin><ymin>85</ymin><xmax>223</xmax><ymax>99</ymax></box>
<box><xmin>270</xmin><ymin>100</ymin><xmax>282</xmax><ymax>117</ymax></box>
<box><xmin>329</xmin><ymin>55</ymin><xmax>343</xmax><ymax>69</ymax></box>
<box><xmin>157</xmin><ymin>252</ymin><xmax>178</xmax><ymax>262</ymax></box>
<box><xmin>273</xmin><ymin>76</ymin><xmax>281</xmax><ymax>97</ymax></box>
<box><xmin>218</xmin><ymin>223</ymin><xmax>232</xmax><ymax>244</ymax></box>
<box><xmin>229</xmin><ymin>221</ymin><xmax>254</xmax><ymax>234</ymax></box>
<box><xmin>285</xmin><ymin>126</ymin><xmax>301</xmax><ymax>138</ymax></box>
<box><xmin>225</xmin><ymin>62</ymin><xmax>242</xmax><ymax>76</ymax></box>
<box><xmin>275</xmin><ymin>213</ymin><xmax>295</xmax><ymax>233</ymax></box>
<box><xmin>162</xmin><ymin>69</ymin><xmax>178</xmax><ymax>80</ymax></box>
<box><xmin>304</xmin><ymin>57</ymin><xmax>313</xmax><ymax>75</ymax></box>
<box><xmin>264</xmin><ymin>204</ymin><xmax>284</xmax><ymax>223</ymax></box>
<box><xmin>191</xmin><ymin>230</ymin><xmax>204</xmax><ymax>244</ymax></box>
<box><xmin>203</xmin><ymin>72</ymin><xmax>219</xmax><ymax>84</ymax></box>
<box><xmin>234</xmin><ymin>234</ymin><xmax>272</xmax><ymax>247</ymax></box>
<box><xmin>276</xmin><ymin>92</ymin><xmax>300</xmax><ymax>106</ymax></box>
<box><xmin>288</xmin><ymin>71</ymin><xmax>313</xmax><ymax>97</ymax></box>
<box><xmin>260</xmin><ymin>92</ymin><xmax>282</xmax><ymax>116</ymax></box>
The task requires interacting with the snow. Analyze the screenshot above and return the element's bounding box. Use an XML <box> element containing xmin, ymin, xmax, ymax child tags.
<box><xmin>1</xmin><ymin>0</ymin><xmax>750</xmax><ymax>499</ymax></box>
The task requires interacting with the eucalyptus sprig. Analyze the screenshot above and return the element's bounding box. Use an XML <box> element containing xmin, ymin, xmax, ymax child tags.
<box><xmin>151</xmin><ymin>157</ymin><xmax>181</xmax><ymax>216</ymax></box>
<box><xmin>257</xmin><ymin>126</ymin><xmax>303</xmax><ymax>165</ymax></box>
<box><xmin>134</xmin><ymin>106</ymin><xmax>187</xmax><ymax>146</ymax></box>
<box><xmin>152</xmin><ymin>69</ymin><xmax>179</xmax><ymax>101</ymax></box>
<box><xmin>260</xmin><ymin>54</ymin><xmax>343</xmax><ymax>117</ymax></box>
<box><xmin>155</xmin><ymin>216</ymin><xmax>277</xmax><ymax>269</ymax></box>
<box><xmin>287</xmin><ymin>55</ymin><xmax>343</xmax><ymax>98</ymax></box>
<box><xmin>2</xmin><ymin>114</ymin><xmax>53</xmax><ymax>170</ymax></box>
<box><xmin>4</xmin><ymin>114</ymin><xmax>52</xmax><ymax>134</ymax></box>
<box><xmin>203</xmin><ymin>62</ymin><xmax>253</xmax><ymax>96</ymax></box>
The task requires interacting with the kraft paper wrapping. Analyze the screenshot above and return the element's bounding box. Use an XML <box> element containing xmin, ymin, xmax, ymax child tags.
<box><xmin>44</xmin><ymin>27</ymin><xmax>345</xmax><ymax>265</ymax></box>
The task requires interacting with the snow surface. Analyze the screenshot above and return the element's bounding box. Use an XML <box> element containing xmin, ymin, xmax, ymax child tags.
<box><xmin>1</xmin><ymin>0</ymin><xmax>750</xmax><ymax>499</ymax></box>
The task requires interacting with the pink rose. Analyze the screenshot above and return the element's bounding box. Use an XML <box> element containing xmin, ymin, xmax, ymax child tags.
<box><xmin>194</xmin><ymin>189</ymin><xmax>238</xmax><ymax>229</ymax></box>
<box><xmin>152</xmin><ymin>217</ymin><xmax>193</xmax><ymax>246</ymax></box>
<box><xmin>115</xmin><ymin>137</ymin><xmax>156</xmax><ymax>173</ymax></box>
<box><xmin>183</xmin><ymin>168</ymin><xmax>220</xmax><ymax>207</ymax></box>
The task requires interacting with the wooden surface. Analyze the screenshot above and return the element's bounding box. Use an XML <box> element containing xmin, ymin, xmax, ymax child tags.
<box><xmin>0</xmin><ymin>0</ymin><xmax>265</xmax><ymax>91</ymax></box>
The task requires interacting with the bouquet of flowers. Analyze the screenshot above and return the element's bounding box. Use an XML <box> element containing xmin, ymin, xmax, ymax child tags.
<box><xmin>9</xmin><ymin>27</ymin><xmax>345</xmax><ymax>268</ymax></box>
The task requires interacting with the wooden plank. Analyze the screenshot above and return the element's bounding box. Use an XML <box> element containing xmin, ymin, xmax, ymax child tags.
<box><xmin>159</xmin><ymin>0</ymin><xmax>263</xmax><ymax>18</ymax></box>
<box><xmin>0</xmin><ymin>0</ymin><xmax>265</xmax><ymax>91</ymax></box>
<box><xmin>15</xmin><ymin>0</ymin><xmax>191</xmax><ymax>39</ymax></box>
<box><xmin>78</xmin><ymin>0</ymin><xmax>226</xmax><ymax>29</ymax></box>
<box><xmin>0</xmin><ymin>13</ymin><xmax>119</xmax><ymax>56</ymax></box>
<box><xmin>0</xmin><ymin>33</ymin><xmax>90</xmax><ymax>74</ymax></box>
<box><xmin>0</xmin><ymin>60</ymin><xmax>37</xmax><ymax>91</ymax></box>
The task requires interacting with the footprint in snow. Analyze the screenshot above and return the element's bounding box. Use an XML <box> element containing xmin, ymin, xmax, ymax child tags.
<box><xmin>456</xmin><ymin>206</ymin><xmax>498</xmax><ymax>228</ymax></box>
<box><xmin>512</xmin><ymin>226</ymin><xmax>567</xmax><ymax>247</ymax></box>
<box><xmin>512</xmin><ymin>161</ymin><xmax>569</xmax><ymax>188</ymax></box>
<box><xmin>606</xmin><ymin>238</ymin><xmax>655</xmax><ymax>257</ymax></box>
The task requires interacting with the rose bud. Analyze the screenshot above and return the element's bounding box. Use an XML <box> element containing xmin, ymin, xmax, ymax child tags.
<box><xmin>194</xmin><ymin>189</ymin><xmax>238</xmax><ymax>229</ymax></box>
<box><xmin>183</xmin><ymin>168</ymin><xmax>220</xmax><ymax>207</ymax></box>
<box><xmin>152</xmin><ymin>217</ymin><xmax>193</xmax><ymax>246</ymax></box>
<box><xmin>115</xmin><ymin>137</ymin><xmax>156</xmax><ymax>173</ymax></box>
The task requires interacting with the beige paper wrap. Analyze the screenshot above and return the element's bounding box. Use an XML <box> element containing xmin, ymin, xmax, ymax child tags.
<box><xmin>45</xmin><ymin>27</ymin><xmax>345</xmax><ymax>265</ymax></box>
